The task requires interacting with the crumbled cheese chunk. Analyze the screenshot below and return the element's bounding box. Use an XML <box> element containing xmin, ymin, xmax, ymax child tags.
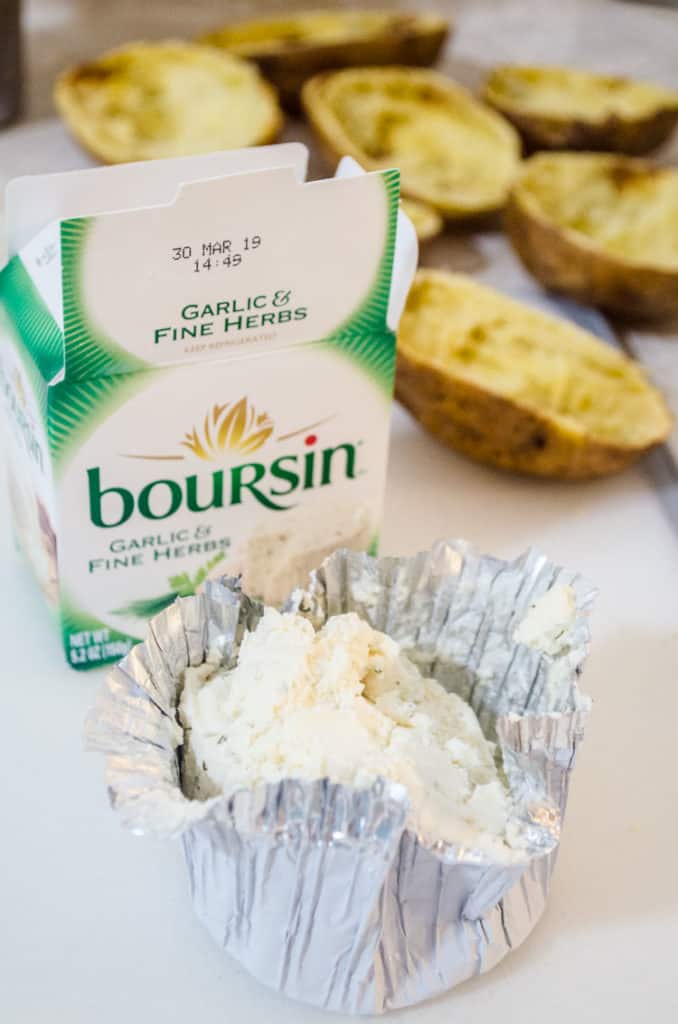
<box><xmin>514</xmin><ymin>585</ymin><xmax>577</xmax><ymax>656</ymax></box>
<box><xmin>180</xmin><ymin>608</ymin><xmax>523</xmax><ymax>857</ymax></box>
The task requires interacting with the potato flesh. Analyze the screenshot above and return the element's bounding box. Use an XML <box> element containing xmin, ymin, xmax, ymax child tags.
<box><xmin>400</xmin><ymin>276</ymin><xmax>668</xmax><ymax>447</ymax></box>
<box><xmin>488</xmin><ymin>66</ymin><xmax>678</xmax><ymax>120</ymax></box>
<box><xmin>325</xmin><ymin>77</ymin><xmax>514</xmax><ymax>207</ymax></box>
<box><xmin>65</xmin><ymin>45</ymin><xmax>277</xmax><ymax>158</ymax></box>
<box><xmin>401</xmin><ymin>198</ymin><xmax>443</xmax><ymax>240</ymax></box>
<box><xmin>521</xmin><ymin>156</ymin><xmax>678</xmax><ymax>270</ymax></box>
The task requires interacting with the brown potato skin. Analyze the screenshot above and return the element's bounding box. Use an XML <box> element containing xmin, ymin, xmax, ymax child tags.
<box><xmin>396</xmin><ymin>350</ymin><xmax>653</xmax><ymax>480</ymax></box>
<box><xmin>505</xmin><ymin>191</ymin><xmax>678</xmax><ymax>320</ymax></box>
<box><xmin>483</xmin><ymin>99</ymin><xmax>678</xmax><ymax>155</ymax></box>
<box><xmin>204</xmin><ymin>19</ymin><xmax>449</xmax><ymax>111</ymax></box>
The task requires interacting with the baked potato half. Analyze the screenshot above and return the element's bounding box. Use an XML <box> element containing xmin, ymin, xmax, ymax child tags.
<box><xmin>483</xmin><ymin>65</ymin><xmax>678</xmax><ymax>155</ymax></box>
<box><xmin>396</xmin><ymin>270</ymin><xmax>670</xmax><ymax>479</ymax></box>
<box><xmin>506</xmin><ymin>152</ymin><xmax>678</xmax><ymax>319</ymax></box>
<box><xmin>401</xmin><ymin>198</ymin><xmax>444</xmax><ymax>242</ymax></box>
<box><xmin>303</xmin><ymin>67</ymin><xmax>521</xmax><ymax>220</ymax></box>
<box><xmin>54</xmin><ymin>41</ymin><xmax>283</xmax><ymax>164</ymax></box>
<box><xmin>199</xmin><ymin>10</ymin><xmax>449</xmax><ymax>109</ymax></box>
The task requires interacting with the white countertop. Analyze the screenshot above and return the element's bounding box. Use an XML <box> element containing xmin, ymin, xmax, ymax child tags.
<box><xmin>2</xmin><ymin>1</ymin><xmax>678</xmax><ymax>1019</ymax></box>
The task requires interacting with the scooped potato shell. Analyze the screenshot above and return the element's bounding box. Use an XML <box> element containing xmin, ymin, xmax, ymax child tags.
<box><xmin>303</xmin><ymin>66</ymin><xmax>521</xmax><ymax>219</ymax></box>
<box><xmin>506</xmin><ymin>153</ymin><xmax>678</xmax><ymax>319</ymax></box>
<box><xmin>396</xmin><ymin>270</ymin><xmax>671</xmax><ymax>479</ymax></box>
<box><xmin>397</xmin><ymin>352</ymin><xmax>644</xmax><ymax>479</ymax></box>
<box><xmin>482</xmin><ymin>65</ymin><xmax>678</xmax><ymax>155</ymax></box>
<box><xmin>54</xmin><ymin>41</ymin><xmax>283</xmax><ymax>164</ymax></box>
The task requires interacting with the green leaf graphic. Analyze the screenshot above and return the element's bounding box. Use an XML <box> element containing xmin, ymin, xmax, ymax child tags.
<box><xmin>113</xmin><ymin>552</ymin><xmax>225</xmax><ymax>618</ymax></box>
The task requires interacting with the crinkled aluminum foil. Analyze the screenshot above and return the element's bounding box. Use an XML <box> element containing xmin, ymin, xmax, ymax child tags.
<box><xmin>85</xmin><ymin>540</ymin><xmax>595</xmax><ymax>1014</ymax></box>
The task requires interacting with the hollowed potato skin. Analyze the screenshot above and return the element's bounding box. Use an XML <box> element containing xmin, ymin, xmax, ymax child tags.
<box><xmin>396</xmin><ymin>350</ymin><xmax>647</xmax><ymax>479</ymax></box>
<box><xmin>54</xmin><ymin>42</ymin><xmax>283</xmax><ymax>165</ymax></box>
<box><xmin>302</xmin><ymin>67</ymin><xmax>521</xmax><ymax>220</ymax></box>
<box><xmin>505</xmin><ymin>191</ymin><xmax>678</xmax><ymax>320</ymax></box>
<box><xmin>482</xmin><ymin>66</ymin><xmax>678</xmax><ymax>155</ymax></box>
<box><xmin>396</xmin><ymin>270</ymin><xmax>671</xmax><ymax>479</ymax></box>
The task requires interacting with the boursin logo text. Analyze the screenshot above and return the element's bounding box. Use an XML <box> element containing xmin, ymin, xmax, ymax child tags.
<box><xmin>87</xmin><ymin>397</ymin><xmax>360</xmax><ymax>528</ymax></box>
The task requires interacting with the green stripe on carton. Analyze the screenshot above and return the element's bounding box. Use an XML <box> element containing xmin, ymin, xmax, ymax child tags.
<box><xmin>324</xmin><ymin>169</ymin><xmax>400</xmax><ymax>395</ymax></box>
<box><xmin>61</xmin><ymin>218</ymin><xmax>149</xmax><ymax>380</ymax></box>
<box><xmin>48</xmin><ymin>371</ymin><xmax>147</xmax><ymax>470</ymax></box>
<box><xmin>0</xmin><ymin>256</ymin><xmax>63</xmax><ymax>383</ymax></box>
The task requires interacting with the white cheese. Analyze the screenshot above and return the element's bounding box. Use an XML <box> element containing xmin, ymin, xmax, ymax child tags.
<box><xmin>514</xmin><ymin>584</ymin><xmax>577</xmax><ymax>656</ymax></box>
<box><xmin>180</xmin><ymin>608</ymin><xmax>524</xmax><ymax>857</ymax></box>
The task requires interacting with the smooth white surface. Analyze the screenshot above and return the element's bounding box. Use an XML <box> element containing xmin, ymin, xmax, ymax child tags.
<box><xmin>2</xmin><ymin>401</ymin><xmax>678</xmax><ymax>1022</ymax></box>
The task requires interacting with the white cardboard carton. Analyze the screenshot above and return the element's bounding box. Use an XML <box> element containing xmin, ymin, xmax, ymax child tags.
<box><xmin>0</xmin><ymin>144</ymin><xmax>416</xmax><ymax>669</ymax></box>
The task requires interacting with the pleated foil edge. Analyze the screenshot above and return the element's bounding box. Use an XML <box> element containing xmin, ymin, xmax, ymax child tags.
<box><xmin>85</xmin><ymin>540</ymin><xmax>595</xmax><ymax>1014</ymax></box>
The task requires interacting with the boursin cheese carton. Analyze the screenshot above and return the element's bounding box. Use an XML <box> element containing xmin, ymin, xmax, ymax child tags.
<box><xmin>0</xmin><ymin>144</ymin><xmax>416</xmax><ymax>669</ymax></box>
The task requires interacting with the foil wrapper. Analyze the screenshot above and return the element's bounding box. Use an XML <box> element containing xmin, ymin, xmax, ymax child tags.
<box><xmin>85</xmin><ymin>541</ymin><xmax>594</xmax><ymax>1014</ymax></box>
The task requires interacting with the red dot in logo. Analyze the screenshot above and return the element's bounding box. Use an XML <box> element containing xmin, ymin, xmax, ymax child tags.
<box><xmin>305</xmin><ymin>434</ymin><xmax>318</xmax><ymax>446</ymax></box>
